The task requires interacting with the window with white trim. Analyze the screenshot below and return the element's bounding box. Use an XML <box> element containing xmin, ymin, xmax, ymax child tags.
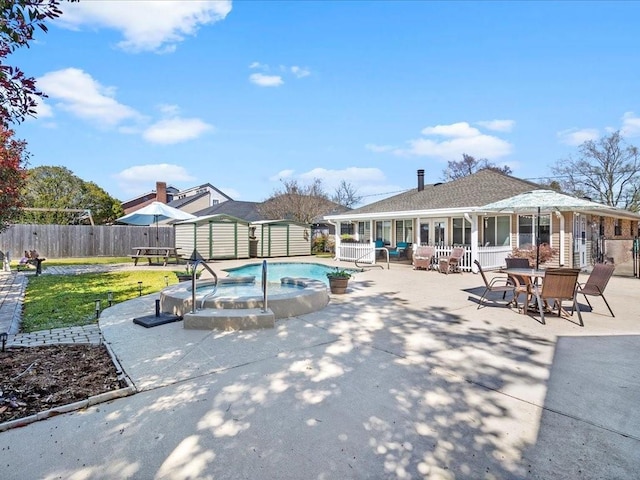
<box><xmin>518</xmin><ymin>214</ymin><xmax>550</xmax><ymax>248</ymax></box>
<box><xmin>395</xmin><ymin>220</ymin><xmax>413</xmax><ymax>243</ymax></box>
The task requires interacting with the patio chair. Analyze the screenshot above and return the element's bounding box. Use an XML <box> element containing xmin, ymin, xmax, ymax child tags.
<box><xmin>576</xmin><ymin>263</ymin><xmax>615</xmax><ymax>317</ymax></box>
<box><xmin>530</xmin><ymin>268</ymin><xmax>582</xmax><ymax>326</ymax></box>
<box><xmin>438</xmin><ymin>247</ymin><xmax>465</xmax><ymax>274</ymax></box>
<box><xmin>413</xmin><ymin>245</ymin><xmax>436</xmax><ymax>270</ymax></box>
<box><xmin>474</xmin><ymin>260</ymin><xmax>515</xmax><ymax>309</ymax></box>
<box><xmin>505</xmin><ymin>257</ymin><xmax>532</xmax><ymax>309</ymax></box>
<box><xmin>389</xmin><ymin>242</ymin><xmax>409</xmax><ymax>260</ymax></box>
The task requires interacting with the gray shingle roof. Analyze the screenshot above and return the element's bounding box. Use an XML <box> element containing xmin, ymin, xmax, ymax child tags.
<box><xmin>194</xmin><ymin>201</ymin><xmax>266</xmax><ymax>222</ymax></box>
<box><xmin>348</xmin><ymin>169</ymin><xmax>542</xmax><ymax>215</ymax></box>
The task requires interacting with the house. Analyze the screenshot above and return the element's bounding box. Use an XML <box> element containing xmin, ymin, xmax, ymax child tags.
<box><xmin>170</xmin><ymin>183</ymin><xmax>233</xmax><ymax>214</ymax></box>
<box><xmin>323</xmin><ymin>169</ymin><xmax>640</xmax><ymax>271</ymax></box>
<box><xmin>122</xmin><ymin>181</ymin><xmax>232</xmax><ymax>216</ymax></box>
<box><xmin>121</xmin><ymin>182</ymin><xmax>180</xmax><ymax>215</ymax></box>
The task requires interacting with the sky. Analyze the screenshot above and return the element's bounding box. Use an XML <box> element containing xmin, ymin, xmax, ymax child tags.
<box><xmin>11</xmin><ymin>0</ymin><xmax>640</xmax><ymax>206</ymax></box>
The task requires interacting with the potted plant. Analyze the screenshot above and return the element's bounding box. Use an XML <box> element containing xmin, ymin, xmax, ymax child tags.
<box><xmin>174</xmin><ymin>262</ymin><xmax>202</xmax><ymax>282</ymax></box>
<box><xmin>326</xmin><ymin>267</ymin><xmax>352</xmax><ymax>294</ymax></box>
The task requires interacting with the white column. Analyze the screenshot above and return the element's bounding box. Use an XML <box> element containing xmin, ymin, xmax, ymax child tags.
<box><xmin>469</xmin><ymin>213</ymin><xmax>479</xmax><ymax>273</ymax></box>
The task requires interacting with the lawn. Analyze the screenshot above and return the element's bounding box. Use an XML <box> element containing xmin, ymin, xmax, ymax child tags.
<box><xmin>22</xmin><ymin>268</ymin><xmax>181</xmax><ymax>332</ymax></box>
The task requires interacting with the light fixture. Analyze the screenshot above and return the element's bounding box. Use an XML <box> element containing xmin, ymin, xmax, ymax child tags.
<box><xmin>95</xmin><ymin>299</ymin><xmax>101</xmax><ymax>319</ymax></box>
<box><xmin>107</xmin><ymin>291</ymin><xmax>113</xmax><ymax>307</ymax></box>
<box><xmin>138</xmin><ymin>281</ymin><xmax>143</xmax><ymax>296</ymax></box>
<box><xmin>164</xmin><ymin>275</ymin><xmax>169</xmax><ymax>287</ymax></box>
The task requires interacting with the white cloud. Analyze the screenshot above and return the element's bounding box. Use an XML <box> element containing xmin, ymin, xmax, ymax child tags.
<box><xmin>143</xmin><ymin>117</ymin><xmax>214</xmax><ymax>144</ymax></box>
<box><xmin>621</xmin><ymin>112</ymin><xmax>640</xmax><ymax>138</ymax></box>
<box><xmin>115</xmin><ymin>164</ymin><xmax>196</xmax><ymax>194</ymax></box>
<box><xmin>291</xmin><ymin>66</ymin><xmax>311</xmax><ymax>78</ymax></box>
<box><xmin>269</xmin><ymin>169</ymin><xmax>295</xmax><ymax>181</ymax></box>
<box><xmin>476</xmin><ymin>119</ymin><xmax>515</xmax><ymax>132</ymax></box>
<box><xmin>388</xmin><ymin>121</ymin><xmax>514</xmax><ymax>160</ymax></box>
<box><xmin>249</xmin><ymin>73</ymin><xmax>284</xmax><ymax>87</ymax></box>
<box><xmin>60</xmin><ymin>1</ymin><xmax>231</xmax><ymax>53</ymax></box>
<box><xmin>37</xmin><ymin>68</ymin><xmax>140</xmax><ymax>126</ymax></box>
<box><xmin>557</xmin><ymin>128</ymin><xmax>600</xmax><ymax>146</ymax></box>
<box><xmin>32</xmin><ymin>97</ymin><xmax>53</xmax><ymax>119</ymax></box>
<box><xmin>249</xmin><ymin>61</ymin><xmax>266</xmax><ymax>70</ymax></box>
<box><xmin>421</xmin><ymin>122</ymin><xmax>480</xmax><ymax>138</ymax></box>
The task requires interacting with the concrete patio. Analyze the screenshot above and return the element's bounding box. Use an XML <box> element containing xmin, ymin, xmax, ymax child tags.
<box><xmin>0</xmin><ymin>257</ymin><xmax>639</xmax><ymax>479</ymax></box>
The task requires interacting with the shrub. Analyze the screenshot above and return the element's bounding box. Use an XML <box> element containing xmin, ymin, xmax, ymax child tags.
<box><xmin>510</xmin><ymin>243</ymin><xmax>558</xmax><ymax>266</ymax></box>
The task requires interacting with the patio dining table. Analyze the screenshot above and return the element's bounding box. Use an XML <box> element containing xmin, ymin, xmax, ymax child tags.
<box><xmin>500</xmin><ymin>268</ymin><xmax>547</xmax><ymax>314</ymax></box>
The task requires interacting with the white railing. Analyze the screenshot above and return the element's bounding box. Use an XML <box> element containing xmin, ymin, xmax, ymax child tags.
<box><xmin>336</xmin><ymin>242</ymin><xmax>512</xmax><ymax>272</ymax></box>
<box><xmin>336</xmin><ymin>243</ymin><xmax>374</xmax><ymax>263</ymax></box>
<box><xmin>477</xmin><ymin>246</ymin><xmax>512</xmax><ymax>270</ymax></box>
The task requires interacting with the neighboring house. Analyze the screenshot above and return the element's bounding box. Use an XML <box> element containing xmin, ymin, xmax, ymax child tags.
<box><xmin>121</xmin><ymin>182</ymin><xmax>180</xmax><ymax>215</ymax></box>
<box><xmin>172</xmin><ymin>183</ymin><xmax>233</xmax><ymax>211</ymax></box>
<box><xmin>324</xmin><ymin>169</ymin><xmax>640</xmax><ymax>271</ymax></box>
<box><xmin>122</xmin><ymin>181</ymin><xmax>233</xmax><ymax>216</ymax></box>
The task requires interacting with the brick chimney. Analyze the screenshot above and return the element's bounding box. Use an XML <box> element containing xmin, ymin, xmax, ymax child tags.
<box><xmin>417</xmin><ymin>169</ymin><xmax>425</xmax><ymax>191</ymax></box>
<box><xmin>155</xmin><ymin>181</ymin><xmax>167</xmax><ymax>203</ymax></box>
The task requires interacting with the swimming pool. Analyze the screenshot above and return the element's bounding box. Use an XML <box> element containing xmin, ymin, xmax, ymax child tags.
<box><xmin>224</xmin><ymin>262</ymin><xmax>360</xmax><ymax>286</ymax></box>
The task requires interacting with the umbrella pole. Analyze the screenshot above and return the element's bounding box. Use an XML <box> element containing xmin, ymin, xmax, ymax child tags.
<box><xmin>536</xmin><ymin>207</ymin><xmax>541</xmax><ymax>269</ymax></box>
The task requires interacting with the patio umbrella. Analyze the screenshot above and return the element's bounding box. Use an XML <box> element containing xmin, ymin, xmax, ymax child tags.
<box><xmin>116</xmin><ymin>202</ymin><xmax>196</xmax><ymax>245</ymax></box>
<box><xmin>479</xmin><ymin>190</ymin><xmax>627</xmax><ymax>269</ymax></box>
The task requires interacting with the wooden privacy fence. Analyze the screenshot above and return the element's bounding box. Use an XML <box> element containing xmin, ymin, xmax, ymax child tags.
<box><xmin>0</xmin><ymin>224</ymin><xmax>175</xmax><ymax>259</ymax></box>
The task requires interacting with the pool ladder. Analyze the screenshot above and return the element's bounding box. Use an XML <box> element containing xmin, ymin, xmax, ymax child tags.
<box><xmin>190</xmin><ymin>260</ymin><xmax>218</xmax><ymax>313</ymax></box>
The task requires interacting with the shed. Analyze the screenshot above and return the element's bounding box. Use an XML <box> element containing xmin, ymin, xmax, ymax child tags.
<box><xmin>250</xmin><ymin>220</ymin><xmax>311</xmax><ymax>258</ymax></box>
<box><xmin>175</xmin><ymin>214</ymin><xmax>250</xmax><ymax>260</ymax></box>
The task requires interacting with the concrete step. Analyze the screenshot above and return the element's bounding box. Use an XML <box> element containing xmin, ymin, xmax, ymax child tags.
<box><xmin>183</xmin><ymin>307</ymin><xmax>275</xmax><ymax>331</ymax></box>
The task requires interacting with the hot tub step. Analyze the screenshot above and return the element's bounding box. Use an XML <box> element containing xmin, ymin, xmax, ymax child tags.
<box><xmin>183</xmin><ymin>308</ymin><xmax>275</xmax><ymax>331</ymax></box>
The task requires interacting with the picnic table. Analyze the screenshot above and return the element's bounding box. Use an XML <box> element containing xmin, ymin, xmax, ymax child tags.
<box><xmin>129</xmin><ymin>247</ymin><xmax>182</xmax><ymax>266</ymax></box>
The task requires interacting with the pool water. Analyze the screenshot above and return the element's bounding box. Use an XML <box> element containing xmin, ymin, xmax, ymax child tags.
<box><xmin>225</xmin><ymin>262</ymin><xmax>359</xmax><ymax>286</ymax></box>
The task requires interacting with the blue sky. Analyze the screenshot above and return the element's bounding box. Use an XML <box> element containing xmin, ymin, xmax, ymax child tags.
<box><xmin>12</xmin><ymin>1</ymin><xmax>640</xmax><ymax>205</ymax></box>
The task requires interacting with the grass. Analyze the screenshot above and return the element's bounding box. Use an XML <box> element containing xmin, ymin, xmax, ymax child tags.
<box><xmin>22</xmin><ymin>269</ymin><xmax>181</xmax><ymax>333</ymax></box>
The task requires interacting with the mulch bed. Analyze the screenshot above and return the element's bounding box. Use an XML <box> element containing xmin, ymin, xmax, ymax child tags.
<box><xmin>0</xmin><ymin>344</ymin><xmax>124</xmax><ymax>423</ymax></box>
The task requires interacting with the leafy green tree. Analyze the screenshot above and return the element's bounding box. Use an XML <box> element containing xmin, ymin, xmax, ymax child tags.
<box><xmin>0</xmin><ymin>126</ymin><xmax>28</xmax><ymax>232</ymax></box>
<box><xmin>553</xmin><ymin>131</ymin><xmax>640</xmax><ymax>211</ymax></box>
<box><xmin>19</xmin><ymin>166</ymin><xmax>123</xmax><ymax>224</ymax></box>
<box><xmin>442</xmin><ymin>154</ymin><xmax>512</xmax><ymax>181</ymax></box>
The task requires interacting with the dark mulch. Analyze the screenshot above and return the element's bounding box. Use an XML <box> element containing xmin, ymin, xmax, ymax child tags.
<box><xmin>0</xmin><ymin>344</ymin><xmax>124</xmax><ymax>423</ymax></box>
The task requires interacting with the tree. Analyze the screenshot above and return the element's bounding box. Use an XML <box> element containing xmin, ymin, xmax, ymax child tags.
<box><xmin>553</xmin><ymin>131</ymin><xmax>640</xmax><ymax>210</ymax></box>
<box><xmin>18</xmin><ymin>166</ymin><xmax>123</xmax><ymax>225</ymax></box>
<box><xmin>442</xmin><ymin>154</ymin><xmax>512</xmax><ymax>181</ymax></box>
<box><xmin>332</xmin><ymin>180</ymin><xmax>362</xmax><ymax>208</ymax></box>
<box><xmin>0</xmin><ymin>126</ymin><xmax>28</xmax><ymax>232</ymax></box>
<box><xmin>259</xmin><ymin>178</ymin><xmax>339</xmax><ymax>224</ymax></box>
<box><xmin>1</xmin><ymin>1</ymin><xmax>77</xmax><ymax>126</ymax></box>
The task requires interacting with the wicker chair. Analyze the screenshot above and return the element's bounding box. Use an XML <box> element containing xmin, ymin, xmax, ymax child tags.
<box><xmin>474</xmin><ymin>260</ymin><xmax>515</xmax><ymax>308</ymax></box>
<box><xmin>531</xmin><ymin>268</ymin><xmax>582</xmax><ymax>326</ymax></box>
<box><xmin>576</xmin><ymin>263</ymin><xmax>615</xmax><ymax>317</ymax></box>
<box><xmin>438</xmin><ymin>247</ymin><xmax>465</xmax><ymax>274</ymax></box>
<box><xmin>413</xmin><ymin>246</ymin><xmax>436</xmax><ymax>270</ymax></box>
